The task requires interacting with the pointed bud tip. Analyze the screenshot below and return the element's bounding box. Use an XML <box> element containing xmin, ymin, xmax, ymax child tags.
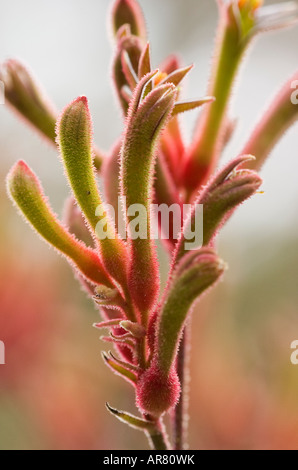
<box><xmin>106</xmin><ymin>402</ymin><xmax>118</xmax><ymax>415</ymax></box>
<box><xmin>65</xmin><ymin>95</ymin><xmax>89</xmax><ymax>111</ymax></box>
<box><xmin>7</xmin><ymin>160</ymin><xmax>34</xmax><ymax>190</ymax></box>
<box><xmin>10</xmin><ymin>159</ymin><xmax>28</xmax><ymax>173</ymax></box>
<box><xmin>101</xmin><ymin>351</ymin><xmax>109</xmax><ymax>362</ymax></box>
<box><xmin>76</xmin><ymin>95</ymin><xmax>88</xmax><ymax>104</ymax></box>
<box><xmin>240</xmin><ymin>154</ymin><xmax>256</xmax><ymax>162</ymax></box>
<box><xmin>62</xmin><ymin>95</ymin><xmax>89</xmax><ymax>110</ymax></box>
<box><xmin>56</xmin><ymin>95</ymin><xmax>92</xmax><ymax>146</ymax></box>
<box><xmin>232</xmin><ymin>168</ymin><xmax>263</xmax><ymax>185</ymax></box>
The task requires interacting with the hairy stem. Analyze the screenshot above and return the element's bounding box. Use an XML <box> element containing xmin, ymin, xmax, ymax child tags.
<box><xmin>174</xmin><ymin>330</ymin><xmax>186</xmax><ymax>450</ymax></box>
<box><xmin>173</xmin><ymin>322</ymin><xmax>191</xmax><ymax>450</ymax></box>
<box><xmin>146</xmin><ymin>419</ymin><xmax>170</xmax><ymax>450</ymax></box>
<box><xmin>184</xmin><ymin>7</ymin><xmax>244</xmax><ymax>191</ymax></box>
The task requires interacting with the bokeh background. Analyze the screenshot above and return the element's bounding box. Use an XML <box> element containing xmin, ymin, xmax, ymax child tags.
<box><xmin>1</xmin><ymin>0</ymin><xmax>298</xmax><ymax>450</ymax></box>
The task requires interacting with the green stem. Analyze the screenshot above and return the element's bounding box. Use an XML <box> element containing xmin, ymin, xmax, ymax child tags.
<box><xmin>185</xmin><ymin>5</ymin><xmax>248</xmax><ymax>190</ymax></box>
<box><xmin>174</xmin><ymin>319</ymin><xmax>192</xmax><ymax>450</ymax></box>
<box><xmin>146</xmin><ymin>419</ymin><xmax>170</xmax><ymax>450</ymax></box>
<box><xmin>174</xmin><ymin>329</ymin><xmax>188</xmax><ymax>450</ymax></box>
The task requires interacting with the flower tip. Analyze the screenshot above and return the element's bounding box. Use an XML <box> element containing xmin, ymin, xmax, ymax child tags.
<box><xmin>6</xmin><ymin>160</ymin><xmax>40</xmax><ymax>207</ymax></box>
<box><xmin>7</xmin><ymin>160</ymin><xmax>30</xmax><ymax>183</ymax></box>
<box><xmin>106</xmin><ymin>402</ymin><xmax>117</xmax><ymax>415</ymax></box>
<box><xmin>251</xmin><ymin>171</ymin><xmax>263</xmax><ymax>187</ymax></box>
<box><xmin>239</xmin><ymin>154</ymin><xmax>257</xmax><ymax>164</ymax></box>
<box><xmin>69</xmin><ymin>95</ymin><xmax>89</xmax><ymax>109</ymax></box>
<box><xmin>14</xmin><ymin>159</ymin><xmax>28</xmax><ymax>170</ymax></box>
<box><xmin>56</xmin><ymin>94</ymin><xmax>92</xmax><ymax>145</ymax></box>
<box><xmin>111</xmin><ymin>0</ymin><xmax>146</xmax><ymax>40</ymax></box>
<box><xmin>76</xmin><ymin>95</ymin><xmax>88</xmax><ymax>104</ymax></box>
<box><xmin>238</xmin><ymin>0</ymin><xmax>263</xmax><ymax>11</ymax></box>
<box><xmin>243</xmin><ymin>153</ymin><xmax>256</xmax><ymax>160</ymax></box>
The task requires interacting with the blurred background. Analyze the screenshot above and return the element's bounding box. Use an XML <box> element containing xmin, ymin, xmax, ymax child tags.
<box><xmin>0</xmin><ymin>0</ymin><xmax>298</xmax><ymax>450</ymax></box>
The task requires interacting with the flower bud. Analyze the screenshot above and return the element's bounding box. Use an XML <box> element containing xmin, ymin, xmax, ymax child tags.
<box><xmin>120</xmin><ymin>72</ymin><xmax>177</xmax><ymax>316</ymax></box>
<box><xmin>136</xmin><ymin>365</ymin><xmax>180</xmax><ymax>418</ymax></box>
<box><xmin>57</xmin><ymin>96</ymin><xmax>129</xmax><ymax>289</ymax></box>
<box><xmin>0</xmin><ymin>59</ymin><xmax>57</xmax><ymax>142</ymax></box>
<box><xmin>111</xmin><ymin>0</ymin><xmax>146</xmax><ymax>41</ymax></box>
<box><xmin>7</xmin><ymin>161</ymin><xmax>113</xmax><ymax>287</ymax></box>
<box><xmin>154</xmin><ymin>249</ymin><xmax>226</xmax><ymax>377</ymax></box>
<box><xmin>176</xmin><ymin>156</ymin><xmax>262</xmax><ymax>261</ymax></box>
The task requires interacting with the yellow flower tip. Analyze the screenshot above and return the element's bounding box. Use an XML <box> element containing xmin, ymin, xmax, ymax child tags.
<box><xmin>238</xmin><ymin>0</ymin><xmax>263</xmax><ymax>11</ymax></box>
<box><xmin>154</xmin><ymin>72</ymin><xmax>168</xmax><ymax>86</ymax></box>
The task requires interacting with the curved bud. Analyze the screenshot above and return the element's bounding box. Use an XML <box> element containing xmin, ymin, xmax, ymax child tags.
<box><xmin>176</xmin><ymin>156</ymin><xmax>262</xmax><ymax>261</ymax></box>
<box><xmin>155</xmin><ymin>249</ymin><xmax>226</xmax><ymax>377</ymax></box>
<box><xmin>6</xmin><ymin>161</ymin><xmax>113</xmax><ymax>288</ymax></box>
<box><xmin>101</xmin><ymin>352</ymin><xmax>138</xmax><ymax>385</ymax></box>
<box><xmin>0</xmin><ymin>60</ymin><xmax>104</xmax><ymax>171</ymax></box>
<box><xmin>106</xmin><ymin>403</ymin><xmax>156</xmax><ymax>432</ymax></box>
<box><xmin>112</xmin><ymin>33</ymin><xmax>143</xmax><ymax>114</ymax></box>
<box><xmin>158</xmin><ymin>65</ymin><xmax>193</xmax><ymax>87</ymax></box>
<box><xmin>57</xmin><ymin>96</ymin><xmax>129</xmax><ymax>288</ymax></box>
<box><xmin>138</xmin><ymin>42</ymin><xmax>152</xmax><ymax>79</ymax></box>
<box><xmin>184</xmin><ymin>0</ymin><xmax>298</xmax><ymax>192</ymax></box>
<box><xmin>93</xmin><ymin>285</ymin><xmax>120</xmax><ymax>304</ymax></box>
<box><xmin>120</xmin><ymin>320</ymin><xmax>146</xmax><ymax>338</ymax></box>
<box><xmin>109</xmin><ymin>351</ymin><xmax>139</xmax><ymax>372</ymax></box>
<box><xmin>172</xmin><ymin>96</ymin><xmax>215</xmax><ymax>116</ymax></box>
<box><xmin>111</xmin><ymin>0</ymin><xmax>147</xmax><ymax>41</ymax></box>
<box><xmin>120</xmin><ymin>73</ymin><xmax>177</xmax><ymax>317</ymax></box>
<box><xmin>93</xmin><ymin>319</ymin><xmax>122</xmax><ymax>329</ymax></box>
<box><xmin>239</xmin><ymin>71</ymin><xmax>298</xmax><ymax>170</ymax></box>
<box><xmin>121</xmin><ymin>50</ymin><xmax>139</xmax><ymax>90</ymax></box>
<box><xmin>106</xmin><ymin>405</ymin><xmax>169</xmax><ymax>449</ymax></box>
<box><xmin>0</xmin><ymin>59</ymin><xmax>57</xmax><ymax>142</ymax></box>
<box><xmin>101</xmin><ymin>332</ymin><xmax>135</xmax><ymax>349</ymax></box>
<box><xmin>136</xmin><ymin>249</ymin><xmax>225</xmax><ymax>417</ymax></box>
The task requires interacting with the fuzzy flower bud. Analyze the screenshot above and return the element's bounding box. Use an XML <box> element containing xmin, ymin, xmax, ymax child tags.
<box><xmin>0</xmin><ymin>59</ymin><xmax>57</xmax><ymax>142</ymax></box>
<box><xmin>111</xmin><ymin>0</ymin><xmax>147</xmax><ymax>41</ymax></box>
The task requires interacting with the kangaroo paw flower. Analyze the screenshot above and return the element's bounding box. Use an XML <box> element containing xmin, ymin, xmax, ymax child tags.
<box><xmin>7</xmin><ymin>161</ymin><xmax>113</xmax><ymax>287</ymax></box>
